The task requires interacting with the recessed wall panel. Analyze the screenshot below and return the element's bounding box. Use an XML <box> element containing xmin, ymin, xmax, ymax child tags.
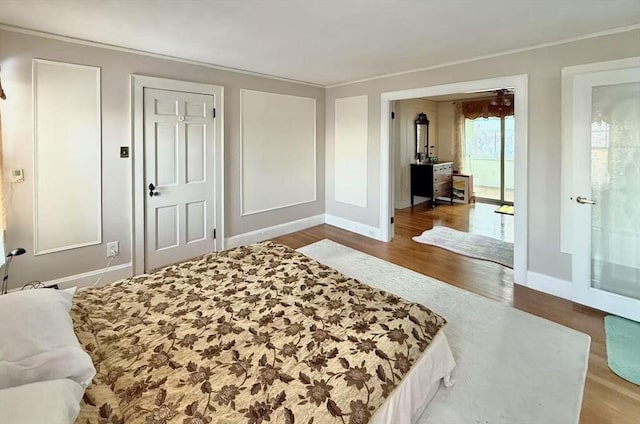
<box><xmin>155</xmin><ymin>98</ymin><xmax>178</xmax><ymax>116</ymax></box>
<box><xmin>186</xmin><ymin>123</ymin><xmax>205</xmax><ymax>183</ymax></box>
<box><xmin>240</xmin><ymin>90</ymin><xmax>316</xmax><ymax>215</ymax></box>
<box><xmin>156</xmin><ymin>205</ymin><xmax>178</xmax><ymax>250</ymax></box>
<box><xmin>186</xmin><ymin>201</ymin><xmax>206</xmax><ymax>243</ymax></box>
<box><xmin>186</xmin><ymin>101</ymin><xmax>207</xmax><ymax>117</ymax></box>
<box><xmin>33</xmin><ymin>59</ymin><xmax>102</xmax><ymax>254</ymax></box>
<box><xmin>155</xmin><ymin>123</ymin><xmax>178</xmax><ymax>186</ymax></box>
<box><xmin>334</xmin><ymin>95</ymin><xmax>368</xmax><ymax>207</ymax></box>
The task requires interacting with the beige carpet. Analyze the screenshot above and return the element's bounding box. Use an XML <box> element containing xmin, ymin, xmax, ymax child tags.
<box><xmin>298</xmin><ymin>239</ymin><xmax>590</xmax><ymax>424</ymax></box>
<box><xmin>413</xmin><ymin>225</ymin><xmax>514</xmax><ymax>268</ymax></box>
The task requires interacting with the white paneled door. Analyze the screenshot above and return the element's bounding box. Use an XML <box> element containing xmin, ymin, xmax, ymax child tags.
<box><xmin>144</xmin><ymin>88</ymin><xmax>217</xmax><ymax>271</ymax></box>
<box><xmin>567</xmin><ymin>59</ymin><xmax>640</xmax><ymax>321</ymax></box>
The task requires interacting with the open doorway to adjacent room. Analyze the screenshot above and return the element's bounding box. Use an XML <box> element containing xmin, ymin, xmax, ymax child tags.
<box><xmin>390</xmin><ymin>88</ymin><xmax>516</xmax><ymax>237</ymax></box>
<box><xmin>381</xmin><ymin>75</ymin><xmax>528</xmax><ymax>284</ymax></box>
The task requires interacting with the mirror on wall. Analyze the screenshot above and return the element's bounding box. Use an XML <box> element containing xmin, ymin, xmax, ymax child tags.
<box><xmin>415</xmin><ymin>112</ymin><xmax>430</xmax><ymax>163</ymax></box>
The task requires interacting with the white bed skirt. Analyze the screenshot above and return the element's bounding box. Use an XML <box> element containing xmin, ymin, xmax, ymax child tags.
<box><xmin>372</xmin><ymin>330</ymin><xmax>456</xmax><ymax>424</ymax></box>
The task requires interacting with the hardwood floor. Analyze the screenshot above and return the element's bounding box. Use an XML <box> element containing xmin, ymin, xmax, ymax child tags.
<box><xmin>272</xmin><ymin>202</ymin><xmax>640</xmax><ymax>424</ymax></box>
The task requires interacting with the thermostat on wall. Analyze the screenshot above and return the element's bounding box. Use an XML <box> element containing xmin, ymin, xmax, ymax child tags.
<box><xmin>11</xmin><ymin>169</ymin><xmax>24</xmax><ymax>183</ymax></box>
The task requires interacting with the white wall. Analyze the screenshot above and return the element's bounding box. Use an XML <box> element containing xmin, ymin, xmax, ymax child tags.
<box><xmin>325</xmin><ymin>28</ymin><xmax>640</xmax><ymax>281</ymax></box>
<box><xmin>0</xmin><ymin>29</ymin><xmax>325</xmax><ymax>290</ymax></box>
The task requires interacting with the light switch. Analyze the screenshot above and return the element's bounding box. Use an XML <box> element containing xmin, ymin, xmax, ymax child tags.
<box><xmin>11</xmin><ymin>169</ymin><xmax>24</xmax><ymax>183</ymax></box>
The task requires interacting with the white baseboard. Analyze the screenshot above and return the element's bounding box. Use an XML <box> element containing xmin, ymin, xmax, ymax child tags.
<box><xmin>225</xmin><ymin>214</ymin><xmax>325</xmax><ymax>249</ymax></box>
<box><xmin>526</xmin><ymin>270</ymin><xmax>640</xmax><ymax>321</ymax></box>
<box><xmin>40</xmin><ymin>262</ymin><xmax>133</xmax><ymax>290</ymax></box>
<box><xmin>226</xmin><ymin>213</ymin><xmax>384</xmax><ymax>248</ymax></box>
<box><xmin>526</xmin><ymin>271</ymin><xmax>573</xmax><ymax>299</ymax></box>
<box><xmin>325</xmin><ymin>214</ymin><xmax>382</xmax><ymax>240</ymax></box>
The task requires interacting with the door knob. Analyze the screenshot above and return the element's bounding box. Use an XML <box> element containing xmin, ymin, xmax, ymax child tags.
<box><xmin>576</xmin><ymin>196</ymin><xmax>596</xmax><ymax>205</ymax></box>
<box><xmin>148</xmin><ymin>183</ymin><xmax>159</xmax><ymax>197</ymax></box>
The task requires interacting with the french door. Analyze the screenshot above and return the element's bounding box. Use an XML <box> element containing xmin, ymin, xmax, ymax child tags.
<box><xmin>568</xmin><ymin>60</ymin><xmax>640</xmax><ymax>321</ymax></box>
<box><xmin>464</xmin><ymin>116</ymin><xmax>514</xmax><ymax>204</ymax></box>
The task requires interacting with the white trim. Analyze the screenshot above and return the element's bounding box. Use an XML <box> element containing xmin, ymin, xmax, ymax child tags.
<box><xmin>41</xmin><ymin>262</ymin><xmax>132</xmax><ymax>290</ymax></box>
<box><xmin>32</xmin><ymin>59</ymin><xmax>102</xmax><ymax>255</ymax></box>
<box><xmin>239</xmin><ymin>89</ymin><xmax>318</xmax><ymax>216</ymax></box>
<box><xmin>131</xmin><ymin>75</ymin><xmax>225</xmax><ymax>276</ymax></box>
<box><xmin>526</xmin><ymin>271</ymin><xmax>574</xmax><ymax>300</ymax></box>
<box><xmin>4</xmin><ymin>22</ymin><xmax>637</xmax><ymax>90</ymax></box>
<box><xmin>34</xmin><ymin>241</ymin><xmax>103</xmax><ymax>256</ymax></box>
<box><xmin>560</xmin><ymin>57</ymin><xmax>640</xmax><ymax>322</ymax></box>
<box><xmin>327</xmin><ymin>24</ymin><xmax>640</xmax><ymax>88</ymax></box>
<box><xmin>574</xmin><ymin>288</ymin><xmax>640</xmax><ymax>323</ymax></box>
<box><xmin>380</xmin><ymin>75</ymin><xmax>529</xmax><ymax>285</ymax></box>
<box><xmin>0</xmin><ymin>24</ymin><xmax>323</xmax><ymax>88</ymax></box>
<box><xmin>325</xmin><ymin>214</ymin><xmax>382</xmax><ymax>241</ymax></box>
<box><xmin>225</xmin><ymin>214</ymin><xmax>325</xmax><ymax>249</ymax></box>
<box><xmin>333</xmin><ymin>95</ymin><xmax>369</xmax><ymax>208</ymax></box>
<box><xmin>526</xmin><ymin>271</ymin><xmax>640</xmax><ymax>322</ymax></box>
<box><xmin>240</xmin><ymin>200</ymin><xmax>319</xmax><ymax>217</ymax></box>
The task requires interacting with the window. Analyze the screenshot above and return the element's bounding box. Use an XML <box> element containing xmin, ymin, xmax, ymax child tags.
<box><xmin>464</xmin><ymin>116</ymin><xmax>514</xmax><ymax>203</ymax></box>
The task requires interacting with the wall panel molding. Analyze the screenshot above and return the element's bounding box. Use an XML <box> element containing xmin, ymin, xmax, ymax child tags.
<box><xmin>33</xmin><ymin>59</ymin><xmax>102</xmax><ymax>255</ymax></box>
<box><xmin>334</xmin><ymin>95</ymin><xmax>368</xmax><ymax>207</ymax></box>
<box><xmin>225</xmin><ymin>214</ymin><xmax>325</xmax><ymax>249</ymax></box>
<box><xmin>240</xmin><ymin>90</ymin><xmax>316</xmax><ymax>216</ymax></box>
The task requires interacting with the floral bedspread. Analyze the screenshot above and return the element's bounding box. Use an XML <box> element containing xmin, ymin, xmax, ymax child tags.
<box><xmin>72</xmin><ymin>242</ymin><xmax>446</xmax><ymax>424</ymax></box>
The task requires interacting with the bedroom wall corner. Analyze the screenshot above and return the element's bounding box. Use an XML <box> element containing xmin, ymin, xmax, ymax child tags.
<box><xmin>324</xmin><ymin>28</ymin><xmax>640</xmax><ymax>284</ymax></box>
<box><xmin>0</xmin><ymin>28</ymin><xmax>326</xmax><ymax>288</ymax></box>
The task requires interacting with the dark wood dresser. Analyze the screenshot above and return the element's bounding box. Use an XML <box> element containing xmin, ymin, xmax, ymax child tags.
<box><xmin>410</xmin><ymin>162</ymin><xmax>454</xmax><ymax>208</ymax></box>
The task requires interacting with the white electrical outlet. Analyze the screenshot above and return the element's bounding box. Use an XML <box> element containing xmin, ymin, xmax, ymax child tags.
<box><xmin>106</xmin><ymin>241</ymin><xmax>119</xmax><ymax>257</ymax></box>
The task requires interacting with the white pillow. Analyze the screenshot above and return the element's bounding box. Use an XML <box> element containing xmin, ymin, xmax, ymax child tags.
<box><xmin>0</xmin><ymin>288</ymin><xmax>95</xmax><ymax>389</ymax></box>
<box><xmin>0</xmin><ymin>379</ymin><xmax>84</xmax><ymax>424</ymax></box>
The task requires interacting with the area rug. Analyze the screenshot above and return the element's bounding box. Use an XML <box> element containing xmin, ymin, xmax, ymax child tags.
<box><xmin>413</xmin><ymin>225</ymin><xmax>514</xmax><ymax>268</ymax></box>
<box><xmin>605</xmin><ymin>315</ymin><xmax>640</xmax><ymax>386</ymax></box>
<box><xmin>495</xmin><ymin>204</ymin><xmax>515</xmax><ymax>215</ymax></box>
<box><xmin>298</xmin><ymin>239</ymin><xmax>590</xmax><ymax>424</ymax></box>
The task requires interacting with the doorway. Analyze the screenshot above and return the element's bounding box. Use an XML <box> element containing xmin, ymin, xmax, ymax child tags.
<box><xmin>380</xmin><ymin>75</ymin><xmax>529</xmax><ymax>284</ymax></box>
<box><xmin>132</xmin><ymin>75</ymin><xmax>224</xmax><ymax>275</ymax></box>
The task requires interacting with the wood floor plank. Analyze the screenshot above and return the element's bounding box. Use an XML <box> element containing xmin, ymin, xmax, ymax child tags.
<box><xmin>271</xmin><ymin>202</ymin><xmax>639</xmax><ymax>424</ymax></box>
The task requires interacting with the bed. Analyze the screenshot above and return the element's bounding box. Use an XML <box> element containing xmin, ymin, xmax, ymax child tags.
<box><xmin>71</xmin><ymin>242</ymin><xmax>456</xmax><ymax>424</ymax></box>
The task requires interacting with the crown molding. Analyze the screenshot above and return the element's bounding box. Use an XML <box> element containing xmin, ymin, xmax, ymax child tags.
<box><xmin>327</xmin><ymin>23</ymin><xmax>640</xmax><ymax>88</ymax></box>
<box><xmin>0</xmin><ymin>23</ymin><xmax>324</xmax><ymax>88</ymax></box>
<box><xmin>1</xmin><ymin>21</ymin><xmax>638</xmax><ymax>89</ymax></box>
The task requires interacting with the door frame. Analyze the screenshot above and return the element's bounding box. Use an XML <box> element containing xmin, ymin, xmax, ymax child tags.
<box><xmin>561</xmin><ymin>57</ymin><xmax>640</xmax><ymax>322</ymax></box>
<box><xmin>131</xmin><ymin>75</ymin><xmax>224</xmax><ymax>276</ymax></box>
<box><xmin>380</xmin><ymin>74</ymin><xmax>529</xmax><ymax>284</ymax></box>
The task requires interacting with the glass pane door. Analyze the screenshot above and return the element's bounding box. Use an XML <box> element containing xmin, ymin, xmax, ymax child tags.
<box><xmin>464</xmin><ymin>116</ymin><xmax>514</xmax><ymax>204</ymax></box>
<box><xmin>590</xmin><ymin>82</ymin><xmax>640</xmax><ymax>299</ymax></box>
<box><xmin>465</xmin><ymin>117</ymin><xmax>501</xmax><ymax>201</ymax></box>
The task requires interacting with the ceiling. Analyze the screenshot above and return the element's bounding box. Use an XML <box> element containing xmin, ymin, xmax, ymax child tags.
<box><xmin>1</xmin><ymin>0</ymin><xmax>639</xmax><ymax>86</ymax></box>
